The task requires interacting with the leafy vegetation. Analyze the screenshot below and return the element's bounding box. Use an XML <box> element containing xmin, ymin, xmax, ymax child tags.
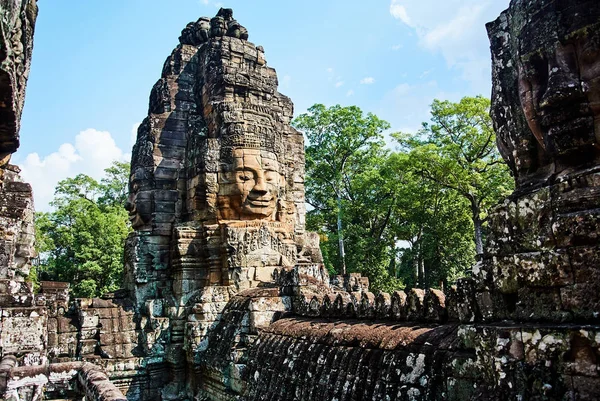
<box><xmin>34</xmin><ymin>161</ymin><xmax>131</xmax><ymax>297</ymax></box>
<box><xmin>395</xmin><ymin>96</ymin><xmax>513</xmax><ymax>255</ymax></box>
<box><xmin>294</xmin><ymin>97</ymin><xmax>513</xmax><ymax>291</ymax></box>
<box><xmin>294</xmin><ymin>104</ymin><xmax>390</xmax><ymax>275</ymax></box>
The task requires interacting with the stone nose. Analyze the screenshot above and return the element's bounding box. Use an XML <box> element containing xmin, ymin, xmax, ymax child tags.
<box><xmin>539</xmin><ymin>50</ymin><xmax>581</xmax><ymax>110</ymax></box>
<box><xmin>252</xmin><ymin>175</ymin><xmax>268</xmax><ymax>194</ymax></box>
<box><xmin>539</xmin><ymin>70</ymin><xmax>581</xmax><ymax>109</ymax></box>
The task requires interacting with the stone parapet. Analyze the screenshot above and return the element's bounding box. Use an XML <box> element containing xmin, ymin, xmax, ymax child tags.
<box><xmin>240</xmin><ymin>319</ymin><xmax>600</xmax><ymax>400</ymax></box>
<box><xmin>2</xmin><ymin>361</ymin><xmax>127</xmax><ymax>401</ymax></box>
<box><xmin>292</xmin><ymin>288</ymin><xmax>448</xmax><ymax>323</ymax></box>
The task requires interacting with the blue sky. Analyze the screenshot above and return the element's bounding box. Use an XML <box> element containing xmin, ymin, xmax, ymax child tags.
<box><xmin>15</xmin><ymin>0</ymin><xmax>510</xmax><ymax>210</ymax></box>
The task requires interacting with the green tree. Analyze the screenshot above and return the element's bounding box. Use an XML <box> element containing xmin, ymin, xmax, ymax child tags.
<box><xmin>395</xmin><ymin>96</ymin><xmax>513</xmax><ymax>254</ymax></box>
<box><xmin>376</xmin><ymin>152</ymin><xmax>476</xmax><ymax>289</ymax></box>
<box><xmin>293</xmin><ymin>104</ymin><xmax>390</xmax><ymax>275</ymax></box>
<box><xmin>295</xmin><ymin>99</ymin><xmax>508</xmax><ymax>291</ymax></box>
<box><xmin>35</xmin><ymin>161</ymin><xmax>131</xmax><ymax>297</ymax></box>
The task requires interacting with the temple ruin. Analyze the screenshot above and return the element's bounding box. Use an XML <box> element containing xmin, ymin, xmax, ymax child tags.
<box><xmin>0</xmin><ymin>0</ymin><xmax>599</xmax><ymax>400</ymax></box>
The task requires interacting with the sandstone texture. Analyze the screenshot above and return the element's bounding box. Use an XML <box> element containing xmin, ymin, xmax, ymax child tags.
<box><xmin>483</xmin><ymin>0</ymin><xmax>600</xmax><ymax>322</ymax></box>
<box><xmin>0</xmin><ymin>0</ymin><xmax>37</xmax><ymax>164</ymax></box>
<box><xmin>0</xmin><ymin>0</ymin><xmax>40</xmax><ymax>371</ymax></box>
<box><xmin>1</xmin><ymin>2</ymin><xmax>600</xmax><ymax>401</ymax></box>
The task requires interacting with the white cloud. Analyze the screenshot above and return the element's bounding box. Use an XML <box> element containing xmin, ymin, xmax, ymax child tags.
<box><xmin>326</xmin><ymin>68</ymin><xmax>336</xmax><ymax>82</ymax></box>
<box><xmin>199</xmin><ymin>0</ymin><xmax>222</xmax><ymax>7</ymax></box>
<box><xmin>388</xmin><ymin>0</ymin><xmax>510</xmax><ymax>92</ymax></box>
<box><xmin>393</xmin><ymin>83</ymin><xmax>413</xmax><ymax>97</ymax></box>
<box><xmin>360</xmin><ymin>77</ymin><xmax>375</xmax><ymax>85</ymax></box>
<box><xmin>19</xmin><ymin>129</ymin><xmax>128</xmax><ymax>211</ymax></box>
<box><xmin>391</xmin><ymin>44</ymin><xmax>403</xmax><ymax>51</ymax></box>
<box><xmin>390</xmin><ymin>1</ymin><xmax>413</xmax><ymax>27</ymax></box>
<box><xmin>346</xmin><ymin>90</ymin><xmax>354</xmax><ymax>97</ymax></box>
<box><xmin>335</xmin><ymin>81</ymin><xmax>344</xmax><ymax>88</ymax></box>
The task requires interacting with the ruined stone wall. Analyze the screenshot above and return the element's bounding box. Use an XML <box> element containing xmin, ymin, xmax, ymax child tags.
<box><xmin>0</xmin><ymin>0</ymin><xmax>42</xmax><ymax>369</ymax></box>
<box><xmin>239</xmin><ymin>320</ymin><xmax>600</xmax><ymax>400</ymax></box>
<box><xmin>0</xmin><ymin>0</ymin><xmax>37</xmax><ymax>162</ymax></box>
<box><xmin>481</xmin><ymin>0</ymin><xmax>600</xmax><ymax>324</ymax></box>
<box><xmin>0</xmin><ymin>0</ymin><xmax>37</xmax><ymax>299</ymax></box>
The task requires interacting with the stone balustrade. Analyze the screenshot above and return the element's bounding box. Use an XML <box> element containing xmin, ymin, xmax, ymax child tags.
<box><xmin>292</xmin><ymin>287</ymin><xmax>448</xmax><ymax>323</ymax></box>
<box><xmin>1</xmin><ymin>360</ymin><xmax>126</xmax><ymax>401</ymax></box>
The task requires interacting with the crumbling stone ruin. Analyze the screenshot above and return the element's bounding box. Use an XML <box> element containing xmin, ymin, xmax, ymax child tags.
<box><xmin>0</xmin><ymin>0</ymin><xmax>41</xmax><ymax>382</ymax></box>
<box><xmin>0</xmin><ymin>0</ymin><xmax>37</xmax><ymax>290</ymax></box>
<box><xmin>0</xmin><ymin>1</ymin><xmax>599</xmax><ymax>400</ymax></box>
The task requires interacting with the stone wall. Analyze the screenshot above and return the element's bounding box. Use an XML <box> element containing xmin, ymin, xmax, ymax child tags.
<box><xmin>482</xmin><ymin>0</ymin><xmax>600</xmax><ymax>324</ymax></box>
<box><xmin>0</xmin><ymin>0</ymin><xmax>37</xmax><ymax>163</ymax></box>
<box><xmin>0</xmin><ymin>0</ymin><xmax>42</xmax><ymax>370</ymax></box>
<box><xmin>240</xmin><ymin>319</ymin><xmax>600</xmax><ymax>400</ymax></box>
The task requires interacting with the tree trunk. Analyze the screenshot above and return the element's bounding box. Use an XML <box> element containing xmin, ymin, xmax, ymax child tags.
<box><xmin>337</xmin><ymin>193</ymin><xmax>347</xmax><ymax>275</ymax></box>
<box><xmin>414</xmin><ymin>229</ymin><xmax>424</xmax><ymax>287</ymax></box>
<box><xmin>419</xmin><ymin>250</ymin><xmax>426</xmax><ymax>288</ymax></box>
<box><xmin>471</xmin><ymin>201</ymin><xmax>484</xmax><ymax>255</ymax></box>
<box><xmin>414</xmin><ymin>243</ymin><xmax>421</xmax><ymax>287</ymax></box>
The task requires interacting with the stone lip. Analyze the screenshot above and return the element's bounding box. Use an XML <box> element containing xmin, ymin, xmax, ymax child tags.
<box><xmin>265</xmin><ymin>318</ymin><xmax>459</xmax><ymax>350</ymax></box>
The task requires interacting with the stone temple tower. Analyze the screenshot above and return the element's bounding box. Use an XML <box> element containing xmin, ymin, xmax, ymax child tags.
<box><xmin>125</xmin><ymin>8</ymin><xmax>315</xmax><ymax>303</ymax></box>
<box><xmin>123</xmin><ymin>8</ymin><xmax>324</xmax><ymax>397</ymax></box>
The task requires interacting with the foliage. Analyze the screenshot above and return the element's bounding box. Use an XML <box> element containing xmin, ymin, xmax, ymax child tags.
<box><xmin>35</xmin><ymin>161</ymin><xmax>131</xmax><ymax>297</ymax></box>
<box><xmin>384</xmin><ymin>153</ymin><xmax>476</xmax><ymax>289</ymax></box>
<box><xmin>294</xmin><ymin>104</ymin><xmax>390</xmax><ymax>275</ymax></box>
<box><xmin>394</xmin><ymin>96</ymin><xmax>513</xmax><ymax>254</ymax></box>
<box><xmin>297</xmin><ymin>98</ymin><xmax>512</xmax><ymax>291</ymax></box>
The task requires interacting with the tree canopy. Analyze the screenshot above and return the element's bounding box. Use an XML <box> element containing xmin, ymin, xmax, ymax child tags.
<box><xmin>34</xmin><ymin>161</ymin><xmax>131</xmax><ymax>297</ymax></box>
<box><xmin>293</xmin><ymin>104</ymin><xmax>389</xmax><ymax>275</ymax></box>
<box><xmin>395</xmin><ymin>96</ymin><xmax>513</xmax><ymax>254</ymax></box>
<box><xmin>295</xmin><ymin>97</ymin><xmax>513</xmax><ymax>291</ymax></box>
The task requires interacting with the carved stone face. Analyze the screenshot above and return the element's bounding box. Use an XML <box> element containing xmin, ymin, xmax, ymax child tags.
<box><xmin>517</xmin><ymin>13</ymin><xmax>600</xmax><ymax>157</ymax></box>
<box><xmin>488</xmin><ymin>1</ymin><xmax>600</xmax><ymax>184</ymax></box>
<box><xmin>125</xmin><ymin>167</ymin><xmax>153</xmax><ymax>229</ymax></box>
<box><xmin>218</xmin><ymin>149</ymin><xmax>282</xmax><ymax>220</ymax></box>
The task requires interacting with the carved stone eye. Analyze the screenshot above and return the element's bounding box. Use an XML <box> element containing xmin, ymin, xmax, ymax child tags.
<box><xmin>265</xmin><ymin>171</ymin><xmax>278</xmax><ymax>183</ymax></box>
<box><xmin>238</xmin><ymin>172</ymin><xmax>253</xmax><ymax>181</ymax></box>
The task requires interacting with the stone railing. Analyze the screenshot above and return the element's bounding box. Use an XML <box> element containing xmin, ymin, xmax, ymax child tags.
<box><xmin>293</xmin><ymin>287</ymin><xmax>448</xmax><ymax>323</ymax></box>
<box><xmin>0</xmin><ymin>358</ymin><xmax>127</xmax><ymax>401</ymax></box>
